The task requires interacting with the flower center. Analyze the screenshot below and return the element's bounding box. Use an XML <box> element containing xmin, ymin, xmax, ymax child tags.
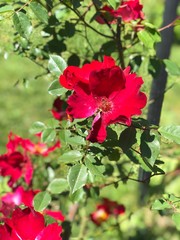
<box><xmin>34</xmin><ymin>144</ymin><xmax>47</xmax><ymax>154</ymax></box>
<box><xmin>98</xmin><ymin>97</ymin><xmax>112</xmax><ymax>112</ymax></box>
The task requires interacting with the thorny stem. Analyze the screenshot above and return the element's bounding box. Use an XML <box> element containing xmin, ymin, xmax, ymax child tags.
<box><xmin>116</xmin><ymin>18</ymin><xmax>125</xmax><ymax>68</ymax></box>
<box><xmin>158</xmin><ymin>16</ymin><xmax>180</xmax><ymax>32</ymax></box>
<box><xmin>98</xmin><ymin>172</ymin><xmax>164</xmax><ymax>189</ymax></box>
<box><xmin>92</xmin><ymin>1</ymin><xmax>125</xmax><ymax>68</ymax></box>
<box><xmin>15</xmin><ymin>0</ymin><xmax>33</xmax><ymax>13</ymax></box>
<box><xmin>81</xmin><ymin>2</ymin><xmax>94</xmax><ymax>18</ymax></box>
<box><xmin>68</xmin><ymin>203</ymin><xmax>79</xmax><ymax>222</ymax></box>
<box><xmin>60</xmin><ymin>0</ymin><xmax>113</xmax><ymax>39</ymax></box>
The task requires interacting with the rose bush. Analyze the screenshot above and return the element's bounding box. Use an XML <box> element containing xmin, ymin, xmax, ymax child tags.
<box><xmin>0</xmin><ymin>0</ymin><xmax>179</xmax><ymax>239</ymax></box>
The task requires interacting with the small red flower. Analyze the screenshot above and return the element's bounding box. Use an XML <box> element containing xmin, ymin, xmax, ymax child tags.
<box><xmin>95</xmin><ymin>0</ymin><xmax>144</xmax><ymax>24</ymax></box>
<box><xmin>90</xmin><ymin>198</ymin><xmax>125</xmax><ymax>226</ymax></box>
<box><xmin>3</xmin><ymin>207</ymin><xmax>62</xmax><ymax>240</ymax></box>
<box><xmin>95</xmin><ymin>5</ymin><xmax>116</xmax><ymax>24</ymax></box>
<box><xmin>60</xmin><ymin>56</ymin><xmax>147</xmax><ymax>143</ymax></box>
<box><xmin>115</xmin><ymin>0</ymin><xmax>144</xmax><ymax>22</ymax></box>
<box><xmin>21</xmin><ymin>138</ymin><xmax>60</xmax><ymax>156</ymax></box>
<box><xmin>6</xmin><ymin>132</ymin><xmax>23</xmax><ymax>154</ymax></box>
<box><xmin>0</xmin><ymin>152</ymin><xmax>33</xmax><ymax>186</ymax></box>
<box><xmin>90</xmin><ymin>207</ymin><xmax>109</xmax><ymax>225</ymax></box>
<box><xmin>51</xmin><ymin>97</ymin><xmax>67</xmax><ymax>121</ymax></box>
<box><xmin>6</xmin><ymin>132</ymin><xmax>60</xmax><ymax>157</ymax></box>
<box><xmin>102</xmin><ymin>198</ymin><xmax>125</xmax><ymax>216</ymax></box>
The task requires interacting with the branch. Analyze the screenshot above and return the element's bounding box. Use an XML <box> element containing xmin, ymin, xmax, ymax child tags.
<box><xmin>97</xmin><ymin>172</ymin><xmax>164</xmax><ymax>189</ymax></box>
<box><xmin>158</xmin><ymin>16</ymin><xmax>180</xmax><ymax>32</ymax></box>
<box><xmin>116</xmin><ymin>18</ymin><xmax>125</xmax><ymax>69</ymax></box>
<box><xmin>92</xmin><ymin>1</ymin><xmax>125</xmax><ymax>68</ymax></box>
<box><xmin>60</xmin><ymin>0</ymin><xmax>113</xmax><ymax>39</ymax></box>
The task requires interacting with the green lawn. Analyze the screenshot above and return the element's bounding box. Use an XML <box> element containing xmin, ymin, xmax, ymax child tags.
<box><xmin>0</xmin><ymin>53</ymin><xmax>54</xmax><ymax>153</ymax></box>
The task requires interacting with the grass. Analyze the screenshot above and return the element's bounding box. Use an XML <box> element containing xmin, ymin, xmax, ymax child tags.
<box><xmin>0</xmin><ymin>53</ymin><xmax>54</xmax><ymax>153</ymax></box>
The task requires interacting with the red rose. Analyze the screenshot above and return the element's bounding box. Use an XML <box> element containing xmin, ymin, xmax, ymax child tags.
<box><xmin>95</xmin><ymin>0</ymin><xmax>144</xmax><ymax>24</ymax></box>
<box><xmin>60</xmin><ymin>56</ymin><xmax>147</xmax><ymax>143</ymax></box>
<box><xmin>3</xmin><ymin>207</ymin><xmax>62</xmax><ymax>240</ymax></box>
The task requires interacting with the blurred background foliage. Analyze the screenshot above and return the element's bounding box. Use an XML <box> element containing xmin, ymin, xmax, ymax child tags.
<box><xmin>0</xmin><ymin>0</ymin><xmax>179</xmax><ymax>239</ymax></box>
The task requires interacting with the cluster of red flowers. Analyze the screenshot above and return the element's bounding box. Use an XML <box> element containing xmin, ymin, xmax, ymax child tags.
<box><xmin>90</xmin><ymin>198</ymin><xmax>125</xmax><ymax>225</ymax></box>
<box><xmin>59</xmin><ymin>56</ymin><xmax>147</xmax><ymax>143</ymax></box>
<box><xmin>96</xmin><ymin>0</ymin><xmax>144</xmax><ymax>25</ymax></box>
<box><xmin>0</xmin><ymin>133</ymin><xmax>63</xmax><ymax>239</ymax></box>
<box><xmin>0</xmin><ymin>132</ymin><xmax>60</xmax><ymax>187</ymax></box>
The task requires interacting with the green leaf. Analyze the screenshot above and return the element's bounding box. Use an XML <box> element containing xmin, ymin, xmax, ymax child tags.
<box><xmin>172</xmin><ymin>213</ymin><xmax>180</xmax><ymax>230</ymax></box>
<box><xmin>159</xmin><ymin>125</ymin><xmax>180</xmax><ymax>144</ymax></box>
<box><xmin>13</xmin><ymin>12</ymin><xmax>32</xmax><ymax>39</ymax></box>
<box><xmin>47</xmin><ymin>178</ymin><xmax>69</xmax><ymax>194</ymax></box>
<box><xmin>0</xmin><ymin>5</ymin><xmax>14</xmax><ymax>14</ymax></box>
<box><xmin>41</xmin><ymin>128</ymin><xmax>56</xmax><ymax>143</ymax></box>
<box><xmin>0</xmin><ymin>176</ymin><xmax>11</xmax><ymax>194</ymax></box>
<box><xmin>84</xmin><ymin>157</ymin><xmax>104</xmax><ymax>177</ymax></box>
<box><xmin>30</xmin><ymin>121</ymin><xmax>46</xmax><ymax>134</ymax></box>
<box><xmin>70</xmin><ymin>188</ymin><xmax>85</xmax><ymax>202</ymax></box>
<box><xmin>30</xmin><ymin>2</ymin><xmax>48</xmax><ymax>24</ymax></box>
<box><xmin>33</xmin><ymin>191</ymin><xmax>51</xmax><ymax>212</ymax></box>
<box><xmin>66</xmin><ymin>135</ymin><xmax>86</xmax><ymax>145</ymax></box>
<box><xmin>174</xmin><ymin>18</ymin><xmax>180</xmax><ymax>26</ymax></box>
<box><xmin>126</xmin><ymin>149</ymin><xmax>139</xmax><ymax>164</ymax></box>
<box><xmin>72</xmin><ymin>0</ymin><xmax>81</xmax><ymax>8</ymax></box>
<box><xmin>119</xmin><ymin>127</ymin><xmax>137</xmax><ymax>152</ymax></box>
<box><xmin>151</xmin><ymin>199</ymin><xmax>171</xmax><ymax>210</ymax></box>
<box><xmin>140</xmin><ymin>131</ymin><xmax>160</xmax><ymax>171</ymax></box>
<box><xmin>59</xmin><ymin>129</ymin><xmax>71</xmax><ymax>144</ymax></box>
<box><xmin>163</xmin><ymin>59</ymin><xmax>180</xmax><ymax>76</ymax></box>
<box><xmin>59</xmin><ymin>150</ymin><xmax>83</xmax><ymax>163</ymax></box>
<box><xmin>48</xmin><ymin>55</ymin><xmax>67</xmax><ymax>77</ymax></box>
<box><xmin>46</xmin><ymin>118</ymin><xmax>60</xmax><ymax>128</ymax></box>
<box><xmin>48</xmin><ymin>80</ymin><xmax>67</xmax><ymax>96</ymax></box>
<box><xmin>137</xmin><ymin>27</ymin><xmax>161</xmax><ymax>49</ymax></box>
<box><xmin>107</xmin><ymin>0</ymin><xmax>117</xmax><ymax>9</ymax></box>
<box><xmin>67</xmin><ymin>164</ymin><xmax>88</xmax><ymax>194</ymax></box>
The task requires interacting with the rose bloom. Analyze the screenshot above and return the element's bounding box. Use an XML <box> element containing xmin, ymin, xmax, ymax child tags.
<box><xmin>0</xmin><ymin>207</ymin><xmax>62</xmax><ymax>240</ymax></box>
<box><xmin>90</xmin><ymin>207</ymin><xmax>109</xmax><ymax>225</ymax></box>
<box><xmin>0</xmin><ymin>186</ymin><xmax>39</xmax><ymax>219</ymax></box>
<box><xmin>51</xmin><ymin>97</ymin><xmax>67</xmax><ymax>121</ymax></box>
<box><xmin>59</xmin><ymin>56</ymin><xmax>147</xmax><ymax>143</ymax></box>
<box><xmin>0</xmin><ymin>187</ymin><xmax>64</xmax><ymax>222</ymax></box>
<box><xmin>0</xmin><ymin>152</ymin><xmax>33</xmax><ymax>186</ymax></box>
<box><xmin>7</xmin><ymin>132</ymin><xmax>60</xmax><ymax>156</ymax></box>
<box><xmin>90</xmin><ymin>198</ymin><xmax>125</xmax><ymax>225</ymax></box>
<box><xmin>115</xmin><ymin>0</ymin><xmax>144</xmax><ymax>22</ymax></box>
<box><xmin>21</xmin><ymin>138</ymin><xmax>60</xmax><ymax>156</ymax></box>
<box><xmin>95</xmin><ymin>5</ymin><xmax>116</xmax><ymax>24</ymax></box>
<box><xmin>96</xmin><ymin>0</ymin><xmax>144</xmax><ymax>24</ymax></box>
